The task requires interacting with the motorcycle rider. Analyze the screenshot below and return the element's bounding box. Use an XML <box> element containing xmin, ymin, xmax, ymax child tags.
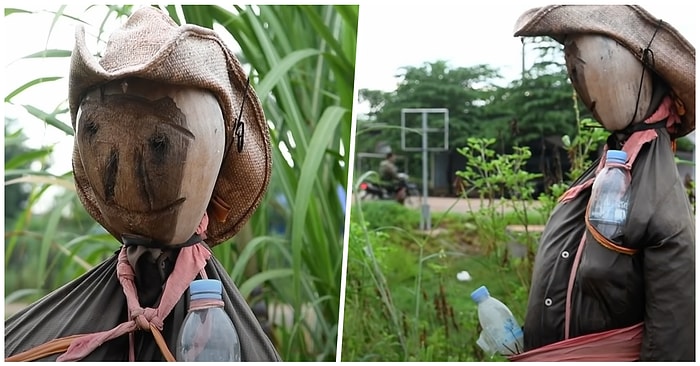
<box><xmin>379</xmin><ymin>152</ymin><xmax>399</xmax><ymax>182</ymax></box>
<box><xmin>379</xmin><ymin>152</ymin><xmax>407</xmax><ymax>203</ymax></box>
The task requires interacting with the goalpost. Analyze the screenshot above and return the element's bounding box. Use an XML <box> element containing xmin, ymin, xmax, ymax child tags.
<box><xmin>400</xmin><ymin>108</ymin><xmax>449</xmax><ymax>231</ymax></box>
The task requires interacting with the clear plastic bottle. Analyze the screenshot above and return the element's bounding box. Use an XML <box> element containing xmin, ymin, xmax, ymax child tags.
<box><xmin>588</xmin><ymin>150</ymin><xmax>631</xmax><ymax>242</ymax></box>
<box><xmin>176</xmin><ymin>279</ymin><xmax>241</xmax><ymax>361</ymax></box>
<box><xmin>470</xmin><ymin>285</ymin><xmax>524</xmax><ymax>356</ymax></box>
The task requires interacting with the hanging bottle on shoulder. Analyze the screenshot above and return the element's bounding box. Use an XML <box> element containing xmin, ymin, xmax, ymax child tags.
<box><xmin>588</xmin><ymin>150</ymin><xmax>631</xmax><ymax>242</ymax></box>
<box><xmin>177</xmin><ymin>279</ymin><xmax>241</xmax><ymax>361</ymax></box>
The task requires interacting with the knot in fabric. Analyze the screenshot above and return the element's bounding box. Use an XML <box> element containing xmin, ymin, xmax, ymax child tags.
<box><xmin>130</xmin><ymin>307</ymin><xmax>163</xmax><ymax>331</ymax></box>
<box><xmin>116</xmin><ymin>259</ymin><xmax>135</xmax><ymax>282</ymax></box>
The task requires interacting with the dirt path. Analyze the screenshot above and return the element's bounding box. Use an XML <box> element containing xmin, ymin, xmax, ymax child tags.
<box><xmin>404</xmin><ymin>196</ymin><xmax>542</xmax><ymax>213</ymax></box>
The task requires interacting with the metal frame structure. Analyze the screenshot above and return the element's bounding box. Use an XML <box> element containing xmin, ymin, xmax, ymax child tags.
<box><xmin>400</xmin><ymin>108</ymin><xmax>449</xmax><ymax>231</ymax></box>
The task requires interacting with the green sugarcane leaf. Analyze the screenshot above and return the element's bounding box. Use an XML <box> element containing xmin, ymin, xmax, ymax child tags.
<box><xmin>5</xmin><ymin>77</ymin><xmax>62</xmax><ymax>103</ymax></box>
<box><xmin>22</xmin><ymin>105</ymin><xmax>74</xmax><ymax>136</ymax></box>
<box><xmin>21</xmin><ymin>49</ymin><xmax>72</xmax><ymax>59</ymax></box>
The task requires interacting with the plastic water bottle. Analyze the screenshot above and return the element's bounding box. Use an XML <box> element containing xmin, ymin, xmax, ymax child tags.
<box><xmin>470</xmin><ymin>285</ymin><xmax>524</xmax><ymax>356</ymax></box>
<box><xmin>588</xmin><ymin>150</ymin><xmax>631</xmax><ymax>242</ymax></box>
<box><xmin>177</xmin><ymin>279</ymin><xmax>241</xmax><ymax>361</ymax></box>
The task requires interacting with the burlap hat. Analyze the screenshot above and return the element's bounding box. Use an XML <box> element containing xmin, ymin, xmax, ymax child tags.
<box><xmin>513</xmin><ymin>5</ymin><xmax>695</xmax><ymax>138</ymax></box>
<box><xmin>69</xmin><ymin>6</ymin><xmax>272</xmax><ymax>246</ymax></box>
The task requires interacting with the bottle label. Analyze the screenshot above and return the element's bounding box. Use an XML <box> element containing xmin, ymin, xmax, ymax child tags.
<box><xmin>613</xmin><ymin>206</ymin><xmax>626</xmax><ymax>222</ymax></box>
<box><xmin>497</xmin><ymin>318</ymin><xmax>524</xmax><ymax>355</ymax></box>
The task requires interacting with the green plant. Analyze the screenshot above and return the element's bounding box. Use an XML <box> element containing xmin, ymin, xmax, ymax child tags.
<box><xmin>203</xmin><ymin>6</ymin><xmax>357</xmax><ymax>360</ymax></box>
<box><xmin>342</xmin><ymin>203</ymin><xmax>531</xmax><ymax>361</ymax></box>
<box><xmin>675</xmin><ymin>136</ymin><xmax>695</xmax><ymax>152</ymax></box>
<box><xmin>344</xmin><ymin>168</ymin><xmax>531</xmax><ymax>361</ymax></box>
<box><xmin>455</xmin><ymin>137</ymin><xmax>541</xmax><ymax>263</ymax></box>
<box><xmin>352</xmin><ymin>199</ymin><xmax>421</xmax><ymax>230</ymax></box>
<box><xmin>560</xmin><ymin>87</ymin><xmax>608</xmax><ymax>182</ymax></box>
<box><xmin>535</xmin><ymin>182</ymin><xmax>568</xmax><ymax>223</ymax></box>
<box><xmin>684</xmin><ymin>175</ymin><xmax>695</xmax><ymax>214</ymax></box>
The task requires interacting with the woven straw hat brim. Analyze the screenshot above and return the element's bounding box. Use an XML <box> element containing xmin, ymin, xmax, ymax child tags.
<box><xmin>69</xmin><ymin>7</ymin><xmax>272</xmax><ymax>246</ymax></box>
<box><xmin>513</xmin><ymin>5</ymin><xmax>695</xmax><ymax>138</ymax></box>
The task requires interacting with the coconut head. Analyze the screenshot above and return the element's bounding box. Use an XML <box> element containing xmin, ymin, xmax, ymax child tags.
<box><xmin>74</xmin><ymin>78</ymin><xmax>225</xmax><ymax>245</ymax></box>
<box><xmin>564</xmin><ymin>34</ymin><xmax>655</xmax><ymax>131</ymax></box>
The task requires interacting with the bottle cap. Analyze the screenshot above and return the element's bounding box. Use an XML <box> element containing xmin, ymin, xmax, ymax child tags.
<box><xmin>189</xmin><ymin>279</ymin><xmax>223</xmax><ymax>301</ymax></box>
<box><xmin>605</xmin><ymin>150</ymin><xmax>627</xmax><ymax>164</ymax></box>
<box><xmin>470</xmin><ymin>285</ymin><xmax>490</xmax><ymax>303</ymax></box>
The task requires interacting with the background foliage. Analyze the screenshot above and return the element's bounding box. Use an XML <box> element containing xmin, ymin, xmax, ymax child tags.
<box><xmin>356</xmin><ymin>37</ymin><xmax>595</xmax><ymax>188</ymax></box>
<box><xmin>355</xmin><ymin>36</ymin><xmax>695</xmax><ymax>195</ymax></box>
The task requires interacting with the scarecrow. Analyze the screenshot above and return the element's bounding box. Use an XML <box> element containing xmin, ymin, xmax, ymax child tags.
<box><xmin>509</xmin><ymin>5</ymin><xmax>695</xmax><ymax>361</ymax></box>
<box><xmin>5</xmin><ymin>7</ymin><xmax>281</xmax><ymax>361</ymax></box>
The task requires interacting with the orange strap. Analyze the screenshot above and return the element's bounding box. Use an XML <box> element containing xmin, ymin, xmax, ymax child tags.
<box><xmin>4</xmin><ymin>327</ymin><xmax>175</xmax><ymax>362</ymax></box>
<box><xmin>5</xmin><ymin>335</ymin><xmax>81</xmax><ymax>362</ymax></box>
<box><xmin>151</xmin><ymin>324</ymin><xmax>177</xmax><ymax>361</ymax></box>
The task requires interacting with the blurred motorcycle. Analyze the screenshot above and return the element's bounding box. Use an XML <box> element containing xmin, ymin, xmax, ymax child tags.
<box><xmin>358</xmin><ymin>173</ymin><xmax>419</xmax><ymax>205</ymax></box>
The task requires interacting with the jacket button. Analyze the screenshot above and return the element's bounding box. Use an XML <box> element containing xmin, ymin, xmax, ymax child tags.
<box><xmin>561</xmin><ymin>250</ymin><xmax>570</xmax><ymax>258</ymax></box>
<box><xmin>544</xmin><ymin>298</ymin><xmax>553</xmax><ymax>306</ymax></box>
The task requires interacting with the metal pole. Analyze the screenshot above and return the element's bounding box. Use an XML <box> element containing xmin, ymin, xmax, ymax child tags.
<box><xmin>521</xmin><ymin>37</ymin><xmax>525</xmax><ymax>80</ymax></box>
<box><xmin>421</xmin><ymin>111</ymin><xmax>431</xmax><ymax>231</ymax></box>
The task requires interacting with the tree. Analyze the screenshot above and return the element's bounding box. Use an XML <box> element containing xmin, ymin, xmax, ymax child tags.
<box><xmin>506</xmin><ymin>38</ymin><xmax>583</xmax><ymax>146</ymax></box>
<box><xmin>505</xmin><ymin>38</ymin><xmax>596</xmax><ymax>188</ymax></box>
<box><xmin>357</xmin><ymin>60</ymin><xmax>504</xmax><ymax>175</ymax></box>
<box><xmin>356</xmin><ymin>38</ymin><xmax>594</xmax><ymax>193</ymax></box>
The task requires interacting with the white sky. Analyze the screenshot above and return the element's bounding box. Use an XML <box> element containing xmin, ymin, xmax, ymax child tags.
<box><xmin>1</xmin><ymin>1</ymin><xmax>698</xmax><ymax>177</ymax></box>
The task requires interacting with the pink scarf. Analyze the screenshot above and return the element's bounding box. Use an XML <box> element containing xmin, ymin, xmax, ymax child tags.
<box><xmin>56</xmin><ymin>214</ymin><xmax>212</xmax><ymax>362</ymax></box>
<box><xmin>558</xmin><ymin>96</ymin><xmax>679</xmax><ymax>203</ymax></box>
<box><xmin>508</xmin><ymin>322</ymin><xmax>643</xmax><ymax>361</ymax></box>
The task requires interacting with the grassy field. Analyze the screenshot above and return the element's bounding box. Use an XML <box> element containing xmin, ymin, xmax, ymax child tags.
<box><xmin>341</xmin><ymin>200</ymin><xmax>539</xmax><ymax>361</ymax></box>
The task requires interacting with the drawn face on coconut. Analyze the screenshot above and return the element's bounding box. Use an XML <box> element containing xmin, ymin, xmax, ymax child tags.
<box><xmin>564</xmin><ymin>34</ymin><xmax>654</xmax><ymax>131</ymax></box>
<box><xmin>75</xmin><ymin>78</ymin><xmax>225</xmax><ymax>246</ymax></box>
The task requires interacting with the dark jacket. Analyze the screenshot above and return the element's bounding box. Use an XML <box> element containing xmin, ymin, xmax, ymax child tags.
<box><xmin>523</xmin><ymin>128</ymin><xmax>695</xmax><ymax>361</ymax></box>
<box><xmin>5</xmin><ymin>246</ymin><xmax>281</xmax><ymax>361</ymax></box>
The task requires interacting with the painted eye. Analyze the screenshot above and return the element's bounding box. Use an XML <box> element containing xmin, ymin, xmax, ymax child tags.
<box><xmin>149</xmin><ymin>133</ymin><xmax>170</xmax><ymax>162</ymax></box>
<box><xmin>81</xmin><ymin>119</ymin><xmax>99</xmax><ymax>139</ymax></box>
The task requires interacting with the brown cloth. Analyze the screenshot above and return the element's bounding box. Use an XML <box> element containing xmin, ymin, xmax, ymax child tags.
<box><xmin>4</xmin><ymin>247</ymin><xmax>281</xmax><ymax>361</ymax></box>
<box><xmin>523</xmin><ymin>127</ymin><xmax>695</xmax><ymax>361</ymax></box>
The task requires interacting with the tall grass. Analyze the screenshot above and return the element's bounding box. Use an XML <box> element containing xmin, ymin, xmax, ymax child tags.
<box><xmin>342</xmin><ymin>196</ymin><xmax>523</xmax><ymax>361</ymax></box>
<box><xmin>4</xmin><ymin>5</ymin><xmax>356</xmax><ymax>362</ymax></box>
